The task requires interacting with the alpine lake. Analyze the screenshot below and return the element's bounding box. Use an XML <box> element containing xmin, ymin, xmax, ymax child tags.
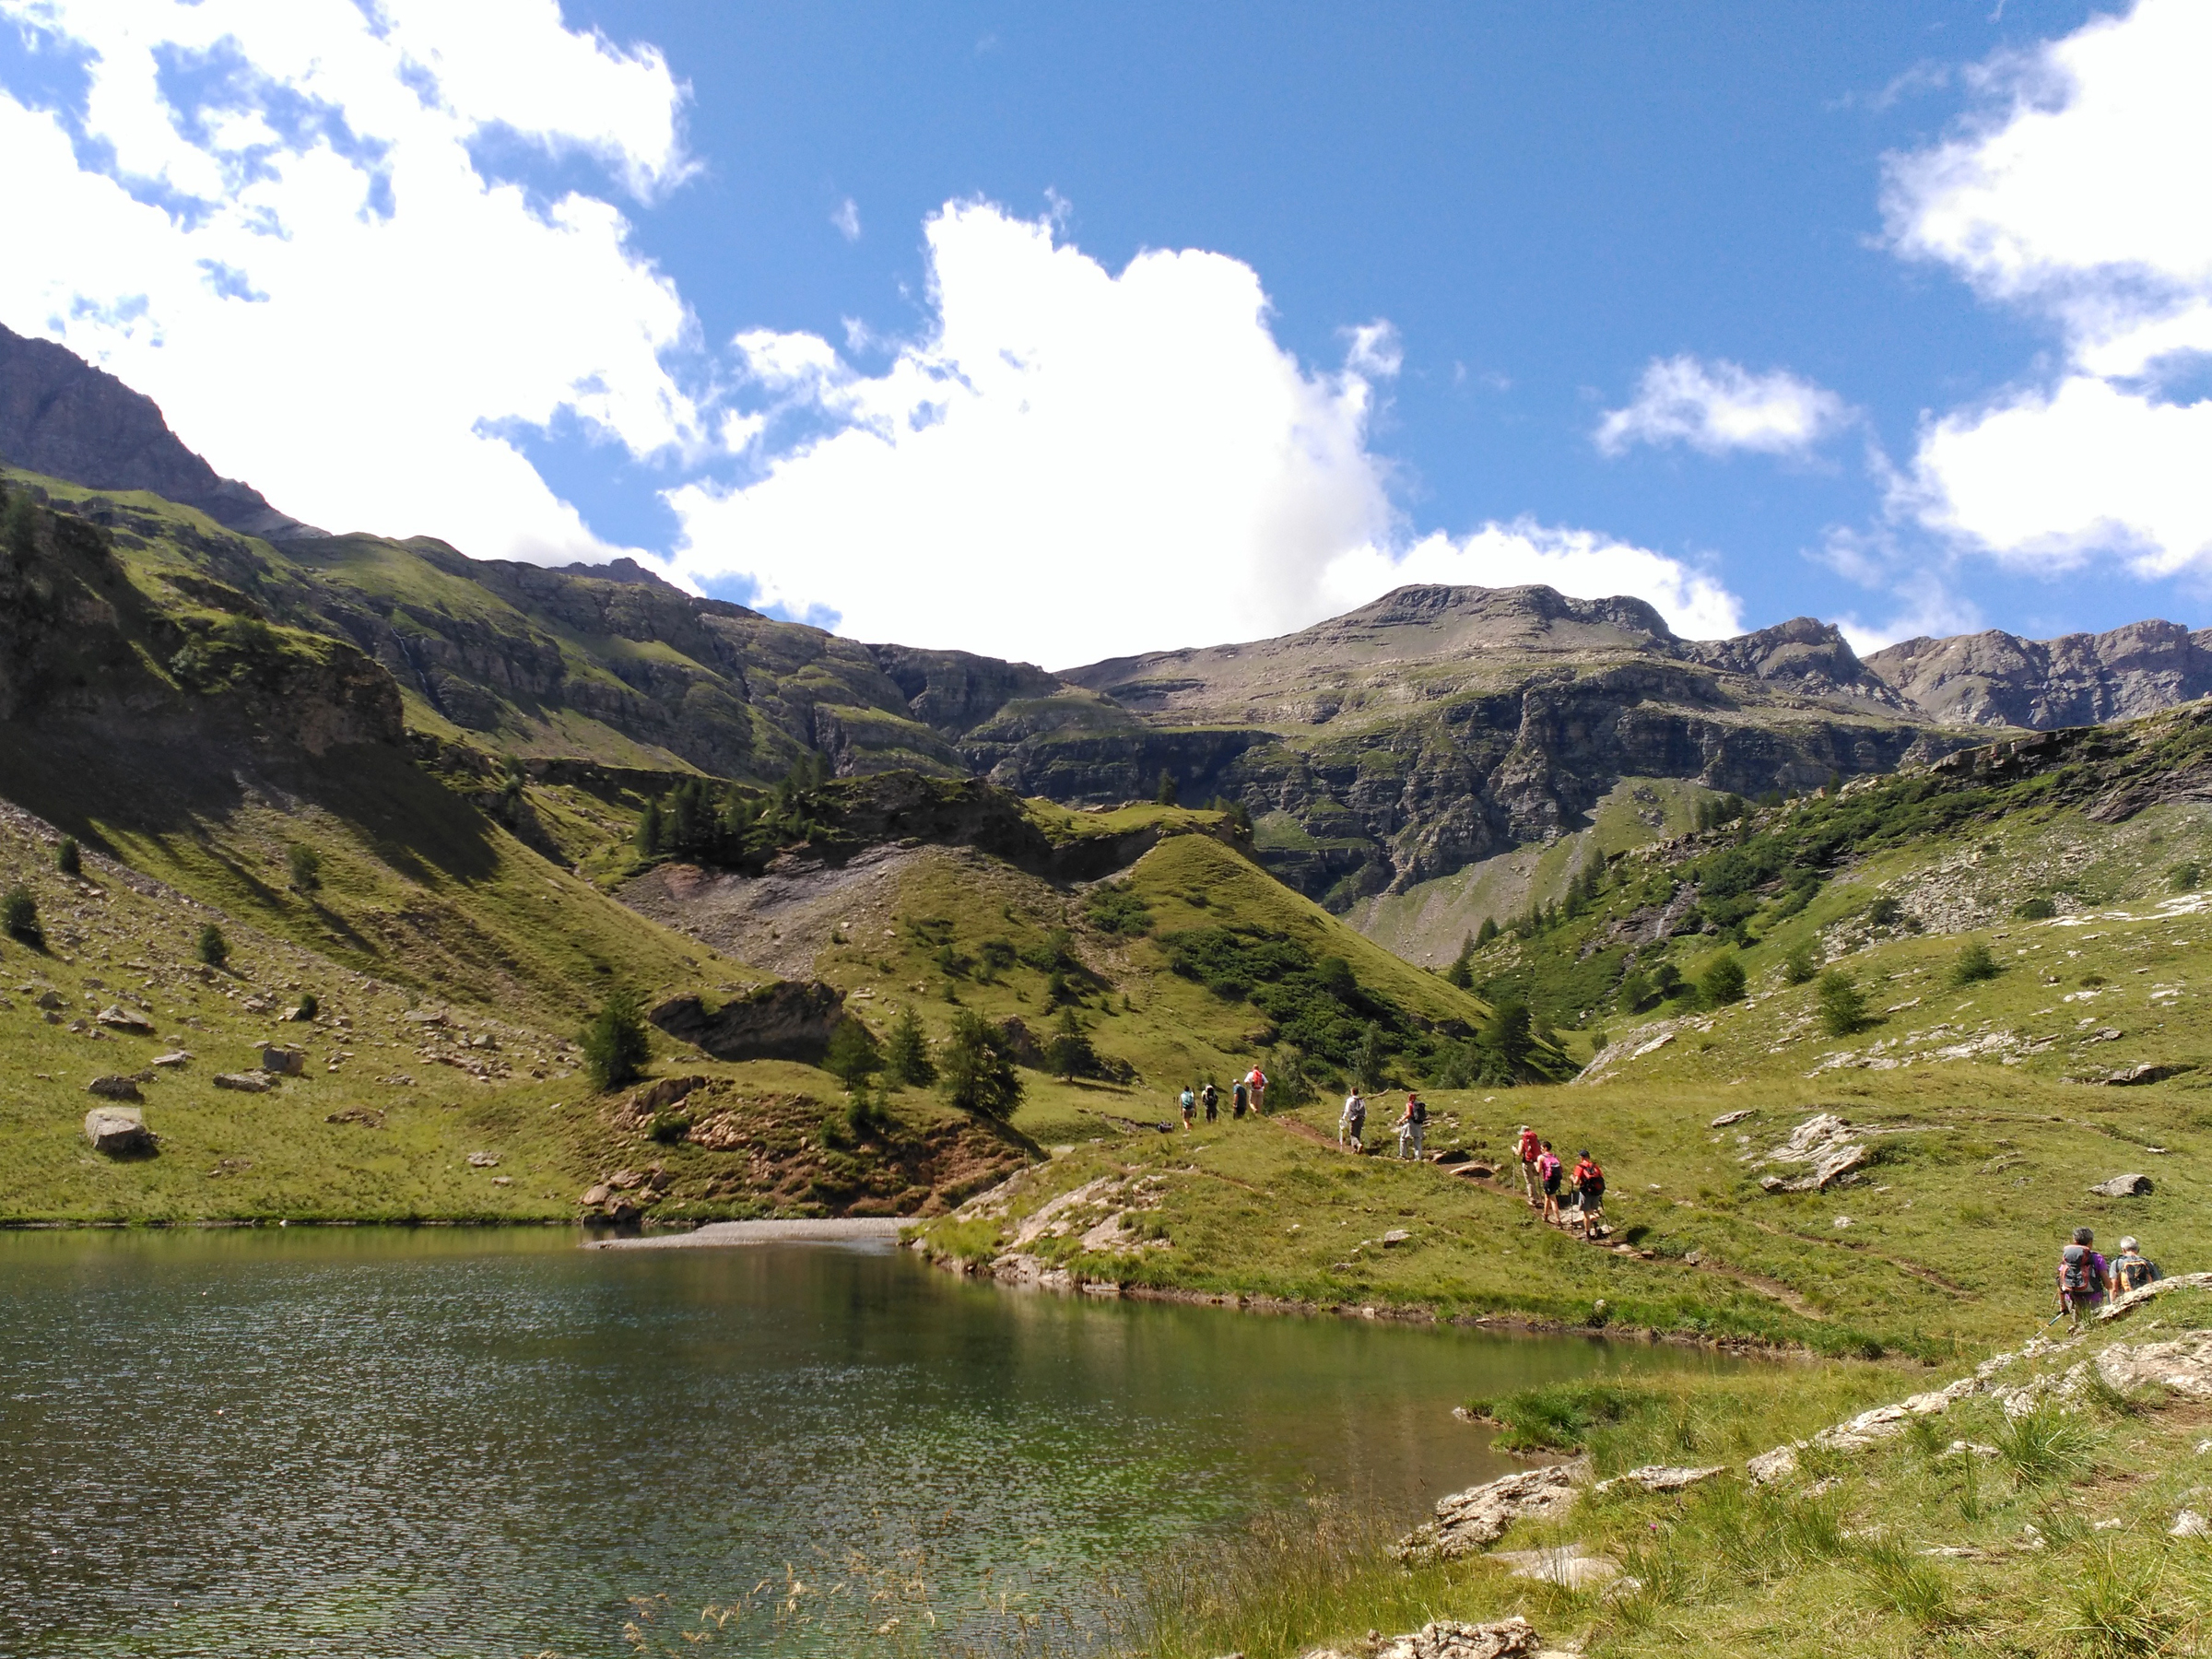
<box><xmin>1</xmin><ymin>1228</ymin><xmax>1746</xmax><ymax>1656</ymax></box>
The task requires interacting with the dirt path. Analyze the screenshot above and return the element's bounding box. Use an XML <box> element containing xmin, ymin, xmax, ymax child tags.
<box><xmin>583</xmin><ymin>1218</ymin><xmax>907</xmax><ymax>1250</ymax></box>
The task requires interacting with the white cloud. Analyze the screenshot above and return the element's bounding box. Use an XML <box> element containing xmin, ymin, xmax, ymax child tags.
<box><xmin>1594</xmin><ymin>354</ymin><xmax>1852</xmax><ymax>458</ymax></box>
<box><xmin>1322</xmin><ymin>522</ymin><xmax>1743</xmax><ymax>641</ymax></box>
<box><xmin>1885</xmin><ymin>0</ymin><xmax>2212</xmax><ymax>572</ymax></box>
<box><xmin>667</xmin><ymin>202</ymin><xmax>1742</xmax><ymax>666</ymax></box>
<box><xmin>0</xmin><ymin>0</ymin><xmax>698</xmax><ymax>560</ymax></box>
<box><xmin>830</xmin><ymin>196</ymin><xmax>861</xmax><ymax>241</ymax></box>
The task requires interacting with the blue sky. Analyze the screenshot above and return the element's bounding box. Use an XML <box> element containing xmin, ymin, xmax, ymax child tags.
<box><xmin>5</xmin><ymin>1</ymin><xmax>2208</xmax><ymax>665</ymax></box>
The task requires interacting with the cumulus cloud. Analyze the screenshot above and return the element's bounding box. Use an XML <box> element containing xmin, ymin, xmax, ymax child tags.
<box><xmin>667</xmin><ymin>202</ymin><xmax>1743</xmax><ymax>666</ymax></box>
<box><xmin>1322</xmin><ymin>523</ymin><xmax>1743</xmax><ymax>641</ymax></box>
<box><xmin>1594</xmin><ymin>355</ymin><xmax>1852</xmax><ymax>458</ymax></box>
<box><xmin>0</xmin><ymin>0</ymin><xmax>698</xmax><ymax>560</ymax></box>
<box><xmin>1885</xmin><ymin>0</ymin><xmax>2212</xmax><ymax>573</ymax></box>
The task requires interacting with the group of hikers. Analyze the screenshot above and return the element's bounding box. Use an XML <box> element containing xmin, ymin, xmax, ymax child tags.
<box><xmin>1177</xmin><ymin>1066</ymin><xmax>1270</xmax><ymax>1127</ymax></box>
<box><xmin>1335</xmin><ymin>1087</ymin><xmax>1430</xmax><ymax>1159</ymax></box>
<box><xmin>1513</xmin><ymin>1123</ymin><xmax>1608</xmax><ymax>1235</ymax></box>
<box><xmin>2056</xmin><ymin>1228</ymin><xmax>2164</xmax><ymax>1329</ymax></box>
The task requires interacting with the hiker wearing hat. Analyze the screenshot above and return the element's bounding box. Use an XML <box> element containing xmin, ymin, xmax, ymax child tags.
<box><xmin>2112</xmin><ymin>1235</ymin><xmax>2162</xmax><ymax>1297</ymax></box>
<box><xmin>1339</xmin><ymin>1088</ymin><xmax>1366</xmax><ymax>1151</ymax></box>
<box><xmin>2057</xmin><ymin>1227</ymin><xmax>2109</xmax><ymax>1329</ymax></box>
<box><xmin>1516</xmin><ymin>1124</ymin><xmax>1542</xmax><ymax>1207</ymax></box>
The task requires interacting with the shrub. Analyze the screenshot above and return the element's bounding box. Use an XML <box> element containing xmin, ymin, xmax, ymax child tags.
<box><xmin>2169</xmin><ymin>861</ymin><xmax>2203</xmax><ymax>894</ymax></box>
<box><xmin>823</xmin><ymin>1016</ymin><xmax>883</xmax><ymax>1088</ymax></box>
<box><xmin>1994</xmin><ymin>1400</ymin><xmax>2095</xmax><ymax>1487</ymax></box>
<box><xmin>1948</xmin><ymin>938</ymin><xmax>2000</xmax><ymax>987</ymax></box>
<box><xmin>939</xmin><ymin>1009</ymin><xmax>1022</xmax><ymax>1118</ymax></box>
<box><xmin>1617</xmin><ymin>969</ymin><xmax>1655</xmax><ymax>1012</ymax></box>
<box><xmin>2015</xmin><ymin>895</ymin><xmax>2057</xmax><ymax>920</ymax></box>
<box><xmin>1464</xmin><ymin>1381</ymin><xmax>1658</xmax><ymax>1453</ymax></box>
<box><xmin>1046</xmin><ymin>1007</ymin><xmax>1097</xmax><ymax>1079</ymax></box>
<box><xmin>1699</xmin><ymin>953</ymin><xmax>1747</xmax><ymax>1006</ymax></box>
<box><xmin>2</xmin><ymin>886</ymin><xmax>41</xmax><ymax>945</ymax></box>
<box><xmin>2</xmin><ymin>488</ymin><xmax>38</xmax><ymax>557</ymax></box>
<box><xmin>884</xmin><ymin>1006</ymin><xmax>935</xmax><ymax>1087</ymax></box>
<box><xmin>54</xmin><ymin>836</ymin><xmax>79</xmax><ymax>877</ymax></box>
<box><xmin>1817</xmin><ymin>970</ymin><xmax>1867</xmax><ymax>1037</ymax></box>
<box><xmin>196</xmin><ymin>924</ymin><xmax>229</xmax><ymax>969</ymax></box>
<box><xmin>286</xmin><ymin>843</ymin><xmax>322</xmax><ymax>892</ymax></box>
<box><xmin>976</xmin><ymin>937</ymin><xmax>1018</xmax><ymax>976</ymax></box>
<box><xmin>2055</xmin><ymin>1541</ymin><xmax>2171</xmax><ymax>1659</ymax></box>
<box><xmin>1353</xmin><ymin>1020</ymin><xmax>1388</xmax><ymax>1090</ymax></box>
<box><xmin>1782</xmin><ymin>942</ymin><xmax>1818</xmax><ymax>984</ymax></box>
<box><xmin>1084</xmin><ymin>882</ymin><xmax>1152</xmax><ymax>936</ymax></box>
<box><xmin>1865</xmin><ymin>895</ymin><xmax>1902</xmax><ymax>927</ymax></box>
<box><xmin>579</xmin><ymin>987</ymin><xmax>651</xmax><ymax>1092</ymax></box>
<box><xmin>294</xmin><ymin>992</ymin><xmax>319</xmax><ymax>1021</ymax></box>
<box><xmin>647</xmin><ymin>1111</ymin><xmax>692</xmax><ymax>1145</ymax></box>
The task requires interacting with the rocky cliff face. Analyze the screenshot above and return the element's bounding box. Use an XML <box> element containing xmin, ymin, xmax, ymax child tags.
<box><xmin>1865</xmin><ymin>620</ymin><xmax>2212</xmax><ymax>729</ymax></box>
<box><xmin>0</xmin><ymin>324</ymin><xmax>322</xmax><ymax>541</ymax></box>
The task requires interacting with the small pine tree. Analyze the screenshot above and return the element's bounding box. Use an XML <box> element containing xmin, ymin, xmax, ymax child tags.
<box><xmin>823</xmin><ymin>1016</ymin><xmax>884</xmax><ymax>1088</ymax></box>
<box><xmin>939</xmin><ymin>1009</ymin><xmax>1022</xmax><ymax>1118</ymax></box>
<box><xmin>579</xmin><ymin>987</ymin><xmax>652</xmax><ymax>1091</ymax></box>
<box><xmin>294</xmin><ymin>992</ymin><xmax>319</xmax><ymax>1021</ymax></box>
<box><xmin>1699</xmin><ymin>953</ymin><xmax>1747</xmax><ymax>1006</ymax></box>
<box><xmin>287</xmin><ymin>843</ymin><xmax>322</xmax><ymax>892</ymax></box>
<box><xmin>1817</xmin><ymin>970</ymin><xmax>1868</xmax><ymax>1037</ymax></box>
<box><xmin>884</xmin><ymin>1006</ymin><xmax>935</xmax><ymax>1087</ymax></box>
<box><xmin>1443</xmin><ymin>935</ymin><xmax>1474</xmax><ymax>990</ymax></box>
<box><xmin>635</xmin><ymin>798</ymin><xmax>664</xmax><ymax>858</ymax></box>
<box><xmin>1949</xmin><ymin>939</ymin><xmax>2001</xmax><ymax>987</ymax></box>
<box><xmin>196</xmin><ymin>924</ymin><xmax>229</xmax><ymax>969</ymax></box>
<box><xmin>1046</xmin><ymin>1006</ymin><xmax>1096</xmax><ymax>1079</ymax></box>
<box><xmin>1477</xmin><ymin>998</ymin><xmax>1534</xmax><ymax>1081</ymax></box>
<box><xmin>1155</xmin><ymin>771</ymin><xmax>1179</xmax><ymax>806</ymax></box>
<box><xmin>1474</xmin><ymin>915</ymin><xmax>1499</xmax><ymax>948</ymax></box>
<box><xmin>2</xmin><ymin>885</ymin><xmax>41</xmax><ymax>945</ymax></box>
<box><xmin>55</xmin><ymin>837</ymin><xmax>80</xmax><ymax>877</ymax></box>
<box><xmin>1782</xmin><ymin>941</ymin><xmax>1819</xmax><ymax>984</ymax></box>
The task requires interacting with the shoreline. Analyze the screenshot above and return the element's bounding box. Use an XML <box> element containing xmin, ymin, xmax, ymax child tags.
<box><xmin>584</xmin><ymin>1217</ymin><xmax>908</xmax><ymax>1249</ymax></box>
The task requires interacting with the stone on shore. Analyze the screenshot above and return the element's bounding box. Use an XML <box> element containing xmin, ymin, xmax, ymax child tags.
<box><xmin>1594</xmin><ymin>1464</ymin><xmax>1725</xmax><ymax>1495</ymax></box>
<box><xmin>84</xmin><ymin>1105</ymin><xmax>152</xmax><ymax>1154</ymax></box>
<box><xmin>1393</xmin><ymin>1465</ymin><xmax>1582</xmax><ymax>1562</ymax></box>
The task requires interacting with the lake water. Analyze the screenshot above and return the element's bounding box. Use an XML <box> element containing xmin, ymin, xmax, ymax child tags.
<box><xmin>1</xmin><ymin>1230</ymin><xmax>1741</xmax><ymax>1657</ymax></box>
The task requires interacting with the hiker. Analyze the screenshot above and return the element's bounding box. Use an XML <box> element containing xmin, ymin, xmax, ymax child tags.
<box><xmin>1397</xmin><ymin>1091</ymin><xmax>1428</xmax><ymax>1160</ymax></box>
<box><xmin>1245</xmin><ymin>1065</ymin><xmax>1268</xmax><ymax>1116</ymax></box>
<box><xmin>1201</xmin><ymin>1081</ymin><xmax>1218</xmax><ymax>1124</ymax></box>
<box><xmin>1516</xmin><ymin>1124</ymin><xmax>1542</xmax><ymax>1207</ymax></box>
<box><xmin>1179</xmin><ymin>1086</ymin><xmax>1196</xmax><ymax>1131</ymax></box>
<box><xmin>1570</xmin><ymin>1150</ymin><xmax>1606</xmax><ymax>1236</ymax></box>
<box><xmin>1231</xmin><ymin>1077</ymin><xmax>1249</xmax><ymax>1119</ymax></box>
<box><xmin>2112</xmin><ymin>1235</ymin><xmax>2162</xmax><ymax>1296</ymax></box>
<box><xmin>1535</xmin><ymin>1140</ymin><xmax>1562</xmax><ymax>1223</ymax></box>
<box><xmin>1339</xmin><ymin>1088</ymin><xmax>1366</xmax><ymax>1151</ymax></box>
<box><xmin>2058</xmin><ymin>1227</ymin><xmax>2108</xmax><ymax>1329</ymax></box>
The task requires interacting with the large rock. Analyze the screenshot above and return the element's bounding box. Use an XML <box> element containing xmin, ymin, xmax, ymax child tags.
<box><xmin>83</xmin><ymin>1105</ymin><xmax>152</xmax><ymax>1154</ymax></box>
<box><xmin>1757</xmin><ymin>1112</ymin><xmax>1871</xmax><ymax>1192</ymax></box>
<box><xmin>212</xmin><ymin>1071</ymin><xmax>274</xmax><ymax>1093</ymax></box>
<box><xmin>258</xmin><ymin>1044</ymin><xmax>306</xmax><ymax>1076</ymax></box>
<box><xmin>85</xmin><ymin>1075</ymin><xmax>143</xmax><ymax>1101</ymax></box>
<box><xmin>1393</xmin><ymin>1464</ymin><xmax>1582</xmax><ymax>1562</ymax></box>
<box><xmin>2090</xmin><ymin>1172</ymin><xmax>2153</xmax><ymax>1198</ymax></box>
<box><xmin>651</xmin><ymin>981</ymin><xmax>845</xmax><ymax>1063</ymax></box>
<box><xmin>1376</xmin><ymin>1618</ymin><xmax>1545</xmax><ymax>1659</ymax></box>
<box><xmin>2096</xmin><ymin>1335</ymin><xmax>2212</xmax><ymax>1399</ymax></box>
<box><xmin>94</xmin><ymin>1005</ymin><xmax>154</xmax><ymax>1035</ymax></box>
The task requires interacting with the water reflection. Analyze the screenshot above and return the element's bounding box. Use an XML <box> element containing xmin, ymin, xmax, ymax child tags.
<box><xmin>0</xmin><ymin>1230</ymin><xmax>1740</xmax><ymax>1656</ymax></box>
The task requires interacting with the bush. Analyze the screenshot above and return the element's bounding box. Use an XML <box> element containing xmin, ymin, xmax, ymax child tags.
<box><xmin>579</xmin><ymin>987</ymin><xmax>652</xmax><ymax>1092</ymax></box>
<box><xmin>1782</xmin><ymin>941</ymin><xmax>1818</xmax><ymax>984</ymax></box>
<box><xmin>939</xmin><ymin>1009</ymin><xmax>1022</xmax><ymax>1118</ymax></box>
<box><xmin>2015</xmin><ymin>895</ymin><xmax>2056</xmax><ymax>920</ymax></box>
<box><xmin>1084</xmin><ymin>882</ymin><xmax>1152</xmax><ymax>936</ymax></box>
<box><xmin>1699</xmin><ymin>953</ymin><xmax>1747</xmax><ymax>1006</ymax></box>
<box><xmin>1817</xmin><ymin>970</ymin><xmax>1867</xmax><ymax>1037</ymax></box>
<box><xmin>1865</xmin><ymin>895</ymin><xmax>1902</xmax><ymax>927</ymax></box>
<box><xmin>54</xmin><ymin>837</ymin><xmax>79</xmax><ymax>877</ymax></box>
<box><xmin>2</xmin><ymin>886</ymin><xmax>41</xmax><ymax>945</ymax></box>
<box><xmin>1948</xmin><ymin>938</ymin><xmax>2000</xmax><ymax>987</ymax></box>
<box><xmin>294</xmin><ymin>992</ymin><xmax>319</xmax><ymax>1021</ymax></box>
<box><xmin>647</xmin><ymin>1111</ymin><xmax>692</xmax><ymax>1145</ymax></box>
<box><xmin>286</xmin><ymin>842</ymin><xmax>322</xmax><ymax>892</ymax></box>
<box><xmin>2169</xmin><ymin>861</ymin><xmax>2203</xmax><ymax>894</ymax></box>
<box><xmin>823</xmin><ymin>1016</ymin><xmax>883</xmax><ymax>1088</ymax></box>
<box><xmin>196</xmin><ymin>924</ymin><xmax>229</xmax><ymax>969</ymax></box>
<box><xmin>1617</xmin><ymin>969</ymin><xmax>1655</xmax><ymax>1012</ymax></box>
<box><xmin>1046</xmin><ymin>1007</ymin><xmax>1097</xmax><ymax>1079</ymax></box>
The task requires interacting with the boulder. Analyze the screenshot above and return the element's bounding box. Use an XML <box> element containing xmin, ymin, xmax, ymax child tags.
<box><xmin>2090</xmin><ymin>1172</ymin><xmax>2153</xmax><ymax>1198</ymax></box>
<box><xmin>1376</xmin><ymin>1619</ymin><xmax>1545</xmax><ymax>1659</ymax></box>
<box><xmin>994</xmin><ymin>1016</ymin><xmax>1049</xmax><ymax>1069</ymax></box>
<box><xmin>466</xmin><ymin>1151</ymin><xmax>500</xmax><ymax>1169</ymax></box>
<box><xmin>1489</xmin><ymin>1543</ymin><xmax>1623</xmax><ymax>1590</ymax></box>
<box><xmin>1747</xmin><ymin>1444</ymin><xmax>1801</xmax><ymax>1484</ymax></box>
<box><xmin>212</xmin><ymin>1071</ymin><xmax>273</xmax><ymax>1093</ymax></box>
<box><xmin>83</xmin><ymin>1105</ymin><xmax>152</xmax><ymax>1154</ymax></box>
<box><xmin>258</xmin><ymin>1044</ymin><xmax>306</xmax><ymax>1076</ymax></box>
<box><xmin>1594</xmin><ymin>1464</ymin><xmax>1724</xmax><ymax>1495</ymax></box>
<box><xmin>1710</xmin><ymin>1108</ymin><xmax>1755</xmax><ymax>1127</ymax></box>
<box><xmin>1382</xmin><ymin>1229</ymin><xmax>1413</xmax><ymax>1247</ymax></box>
<box><xmin>1393</xmin><ymin>1464</ymin><xmax>1583</xmax><ymax>1562</ymax></box>
<box><xmin>622</xmin><ymin>1076</ymin><xmax>709</xmax><ymax>1118</ymax></box>
<box><xmin>581</xmin><ymin>1183</ymin><xmax>613</xmax><ymax>1207</ymax></box>
<box><xmin>95</xmin><ymin>1005</ymin><xmax>154</xmax><ymax>1034</ymax></box>
<box><xmin>151</xmin><ymin>1051</ymin><xmax>192</xmax><ymax>1066</ymax></box>
<box><xmin>1758</xmin><ymin>1113</ymin><xmax>1872</xmax><ymax>1192</ymax></box>
<box><xmin>85</xmin><ymin>1075</ymin><xmax>143</xmax><ymax>1101</ymax></box>
<box><xmin>34</xmin><ymin>990</ymin><xmax>63</xmax><ymax>1010</ymax></box>
<box><xmin>650</xmin><ymin>981</ymin><xmax>845</xmax><ymax>1063</ymax></box>
<box><xmin>2096</xmin><ymin>1335</ymin><xmax>2212</xmax><ymax>1399</ymax></box>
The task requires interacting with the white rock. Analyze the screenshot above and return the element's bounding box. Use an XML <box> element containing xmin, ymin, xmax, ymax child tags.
<box><xmin>1594</xmin><ymin>1465</ymin><xmax>1724</xmax><ymax>1496</ymax></box>
<box><xmin>1490</xmin><ymin>1544</ymin><xmax>1619</xmax><ymax>1589</ymax></box>
<box><xmin>1747</xmin><ymin>1444</ymin><xmax>1800</xmax><ymax>1484</ymax></box>
<box><xmin>1394</xmin><ymin>1465</ymin><xmax>1583</xmax><ymax>1562</ymax></box>
<box><xmin>2172</xmin><ymin>1511</ymin><xmax>2209</xmax><ymax>1538</ymax></box>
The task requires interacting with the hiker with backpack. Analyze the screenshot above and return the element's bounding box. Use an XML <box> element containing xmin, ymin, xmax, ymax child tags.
<box><xmin>1535</xmin><ymin>1141</ymin><xmax>1563</xmax><ymax>1223</ymax></box>
<box><xmin>1201</xmin><ymin>1081</ymin><xmax>1218</xmax><ymax>1124</ymax></box>
<box><xmin>1231</xmin><ymin>1077</ymin><xmax>1249</xmax><ymax>1119</ymax></box>
<box><xmin>2112</xmin><ymin>1235</ymin><xmax>2161</xmax><ymax>1297</ymax></box>
<box><xmin>1569</xmin><ymin>1150</ymin><xmax>1606</xmax><ymax>1236</ymax></box>
<box><xmin>1516</xmin><ymin>1124</ymin><xmax>1542</xmax><ymax>1207</ymax></box>
<box><xmin>1396</xmin><ymin>1091</ymin><xmax>1429</xmax><ymax>1160</ymax></box>
<box><xmin>1245</xmin><ymin>1065</ymin><xmax>1267</xmax><ymax>1116</ymax></box>
<box><xmin>1180</xmin><ymin>1086</ymin><xmax>1197</xmax><ymax>1131</ymax></box>
<box><xmin>2057</xmin><ymin>1227</ymin><xmax>2109</xmax><ymax>1329</ymax></box>
<box><xmin>1339</xmin><ymin>1088</ymin><xmax>1366</xmax><ymax>1151</ymax></box>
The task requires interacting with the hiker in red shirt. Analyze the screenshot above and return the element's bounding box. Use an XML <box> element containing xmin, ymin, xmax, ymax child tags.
<box><xmin>1570</xmin><ymin>1151</ymin><xmax>1606</xmax><ymax>1237</ymax></box>
<box><xmin>1516</xmin><ymin>1124</ymin><xmax>1542</xmax><ymax>1207</ymax></box>
<box><xmin>1244</xmin><ymin>1065</ymin><xmax>1267</xmax><ymax>1116</ymax></box>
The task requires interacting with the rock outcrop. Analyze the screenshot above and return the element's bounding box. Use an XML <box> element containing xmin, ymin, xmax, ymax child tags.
<box><xmin>1392</xmin><ymin>1463</ymin><xmax>1583</xmax><ymax>1563</ymax></box>
<box><xmin>1866</xmin><ymin>620</ymin><xmax>2212</xmax><ymax>730</ymax></box>
<box><xmin>651</xmin><ymin>981</ymin><xmax>846</xmax><ymax>1064</ymax></box>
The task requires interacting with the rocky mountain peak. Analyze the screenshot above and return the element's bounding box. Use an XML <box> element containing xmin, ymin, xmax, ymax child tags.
<box><xmin>1684</xmin><ymin>616</ymin><xmax>1900</xmax><ymax>703</ymax></box>
<box><xmin>1326</xmin><ymin>582</ymin><xmax>1677</xmax><ymax>652</ymax></box>
<box><xmin>0</xmin><ymin>323</ymin><xmax>323</xmax><ymax>541</ymax></box>
<box><xmin>1864</xmin><ymin>620</ymin><xmax>2212</xmax><ymax>729</ymax></box>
